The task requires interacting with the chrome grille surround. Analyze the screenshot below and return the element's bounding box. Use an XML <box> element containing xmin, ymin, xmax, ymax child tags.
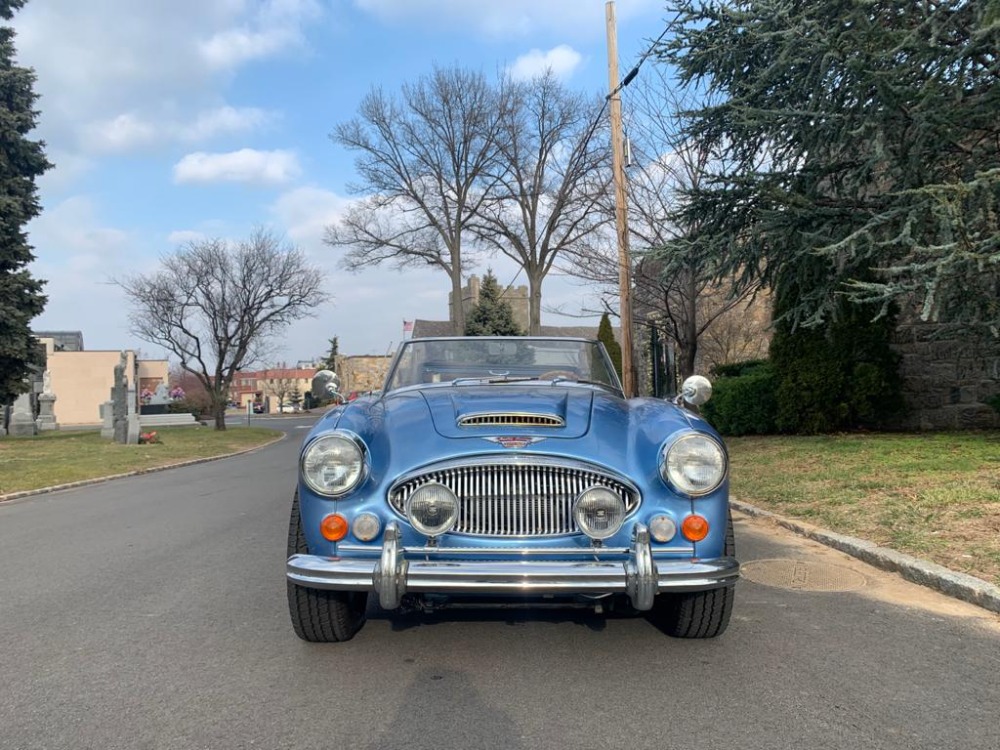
<box><xmin>457</xmin><ymin>412</ymin><xmax>565</xmax><ymax>428</ymax></box>
<box><xmin>388</xmin><ymin>456</ymin><xmax>640</xmax><ymax>537</ymax></box>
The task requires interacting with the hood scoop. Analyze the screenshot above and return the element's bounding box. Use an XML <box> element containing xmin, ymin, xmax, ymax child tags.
<box><xmin>457</xmin><ymin>412</ymin><xmax>565</xmax><ymax>428</ymax></box>
<box><xmin>422</xmin><ymin>387</ymin><xmax>592</xmax><ymax>439</ymax></box>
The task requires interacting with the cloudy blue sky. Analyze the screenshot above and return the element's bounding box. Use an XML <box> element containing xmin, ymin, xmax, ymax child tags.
<box><xmin>15</xmin><ymin>0</ymin><xmax>669</xmax><ymax>362</ymax></box>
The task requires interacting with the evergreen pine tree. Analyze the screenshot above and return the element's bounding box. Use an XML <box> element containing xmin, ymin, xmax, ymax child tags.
<box><xmin>322</xmin><ymin>336</ymin><xmax>339</xmax><ymax>372</ymax></box>
<box><xmin>597</xmin><ymin>312</ymin><xmax>622</xmax><ymax>380</ymax></box>
<box><xmin>464</xmin><ymin>270</ymin><xmax>522</xmax><ymax>336</ymax></box>
<box><xmin>0</xmin><ymin>0</ymin><xmax>50</xmax><ymax>406</ymax></box>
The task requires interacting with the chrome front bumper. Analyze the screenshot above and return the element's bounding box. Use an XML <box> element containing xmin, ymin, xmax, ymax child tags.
<box><xmin>287</xmin><ymin>522</ymin><xmax>740</xmax><ymax>611</ymax></box>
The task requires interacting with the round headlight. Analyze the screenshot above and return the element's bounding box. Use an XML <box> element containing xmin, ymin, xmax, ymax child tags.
<box><xmin>573</xmin><ymin>486</ymin><xmax>626</xmax><ymax>540</ymax></box>
<box><xmin>661</xmin><ymin>433</ymin><xmax>727</xmax><ymax>496</ymax></box>
<box><xmin>301</xmin><ymin>433</ymin><xmax>366</xmax><ymax>496</ymax></box>
<box><xmin>406</xmin><ymin>483</ymin><xmax>459</xmax><ymax>537</ymax></box>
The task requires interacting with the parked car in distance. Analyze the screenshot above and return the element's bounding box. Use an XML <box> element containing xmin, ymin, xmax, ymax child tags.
<box><xmin>287</xmin><ymin>336</ymin><xmax>738</xmax><ymax>642</ymax></box>
<box><xmin>252</xmin><ymin>402</ymin><xmax>264</xmax><ymax>414</ymax></box>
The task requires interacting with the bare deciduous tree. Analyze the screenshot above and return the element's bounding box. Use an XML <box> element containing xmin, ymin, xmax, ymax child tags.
<box><xmin>116</xmin><ymin>229</ymin><xmax>328</xmax><ymax>430</ymax></box>
<box><xmin>263</xmin><ymin>364</ymin><xmax>297</xmax><ymax>413</ymax></box>
<box><xmin>325</xmin><ymin>66</ymin><xmax>506</xmax><ymax>334</ymax></box>
<box><xmin>564</xmin><ymin>71</ymin><xmax>769</xmax><ymax>380</ymax></box>
<box><xmin>466</xmin><ymin>71</ymin><xmax>612</xmax><ymax>334</ymax></box>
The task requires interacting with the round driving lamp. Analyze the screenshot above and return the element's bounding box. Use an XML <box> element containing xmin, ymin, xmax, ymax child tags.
<box><xmin>573</xmin><ymin>486</ymin><xmax>626</xmax><ymax>540</ymax></box>
<box><xmin>405</xmin><ymin>482</ymin><xmax>460</xmax><ymax>537</ymax></box>
<box><xmin>352</xmin><ymin>513</ymin><xmax>381</xmax><ymax>542</ymax></box>
<box><xmin>648</xmin><ymin>515</ymin><xmax>677</xmax><ymax>543</ymax></box>
<box><xmin>301</xmin><ymin>433</ymin><xmax>366</xmax><ymax>497</ymax></box>
<box><xmin>660</xmin><ymin>433</ymin><xmax>727</xmax><ymax>497</ymax></box>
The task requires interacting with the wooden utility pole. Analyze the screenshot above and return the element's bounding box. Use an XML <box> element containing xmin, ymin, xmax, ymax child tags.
<box><xmin>605</xmin><ymin>1</ymin><xmax>636</xmax><ymax>397</ymax></box>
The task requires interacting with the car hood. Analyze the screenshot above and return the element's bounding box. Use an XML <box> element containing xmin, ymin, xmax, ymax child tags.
<box><xmin>421</xmin><ymin>386</ymin><xmax>594</xmax><ymax>439</ymax></box>
<box><xmin>314</xmin><ymin>384</ymin><xmax>708</xmax><ymax>491</ymax></box>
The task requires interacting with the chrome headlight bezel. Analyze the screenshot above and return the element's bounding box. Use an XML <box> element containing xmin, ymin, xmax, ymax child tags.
<box><xmin>659</xmin><ymin>432</ymin><xmax>728</xmax><ymax>497</ymax></box>
<box><xmin>300</xmin><ymin>431</ymin><xmax>368</xmax><ymax>497</ymax></box>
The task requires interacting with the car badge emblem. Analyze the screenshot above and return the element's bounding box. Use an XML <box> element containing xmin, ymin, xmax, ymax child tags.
<box><xmin>484</xmin><ymin>436</ymin><xmax>547</xmax><ymax>449</ymax></box>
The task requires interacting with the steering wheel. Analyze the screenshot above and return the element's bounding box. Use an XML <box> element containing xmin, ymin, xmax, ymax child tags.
<box><xmin>538</xmin><ymin>370</ymin><xmax>578</xmax><ymax>381</ymax></box>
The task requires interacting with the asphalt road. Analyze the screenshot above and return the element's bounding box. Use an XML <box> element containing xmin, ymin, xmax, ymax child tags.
<box><xmin>1</xmin><ymin>418</ymin><xmax>998</xmax><ymax>750</ymax></box>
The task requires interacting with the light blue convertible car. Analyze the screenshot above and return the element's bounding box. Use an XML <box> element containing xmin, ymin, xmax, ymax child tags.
<box><xmin>287</xmin><ymin>337</ymin><xmax>739</xmax><ymax>641</ymax></box>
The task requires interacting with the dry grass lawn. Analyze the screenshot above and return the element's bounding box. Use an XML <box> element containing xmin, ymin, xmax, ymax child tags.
<box><xmin>0</xmin><ymin>427</ymin><xmax>282</xmax><ymax>497</ymax></box>
<box><xmin>726</xmin><ymin>431</ymin><xmax>1000</xmax><ymax>585</ymax></box>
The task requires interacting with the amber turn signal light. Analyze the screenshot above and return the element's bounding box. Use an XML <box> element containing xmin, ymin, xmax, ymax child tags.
<box><xmin>681</xmin><ymin>515</ymin><xmax>710</xmax><ymax>542</ymax></box>
<box><xmin>320</xmin><ymin>513</ymin><xmax>349</xmax><ymax>541</ymax></box>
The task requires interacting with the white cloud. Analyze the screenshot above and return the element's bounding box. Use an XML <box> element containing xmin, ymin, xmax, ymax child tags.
<box><xmin>81</xmin><ymin>113</ymin><xmax>160</xmax><ymax>154</ymax></box>
<box><xmin>26</xmin><ymin>196</ymin><xmax>141</xmax><ymax>349</ymax></box>
<box><xmin>199</xmin><ymin>28</ymin><xmax>299</xmax><ymax>70</ymax></box>
<box><xmin>180</xmin><ymin>106</ymin><xmax>274</xmax><ymax>141</ymax></box>
<box><xmin>173</xmin><ymin>149</ymin><xmax>302</xmax><ymax>185</ymax></box>
<box><xmin>199</xmin><ymin>0</ymin><xmax>322</xmax><ymax>70</ymax></box>
<box><xmin>80</xmin><ymin>106</ymin><xmax>276</xmax><ymax>155</ymax></box>
<box><xmin>12</xmin><ymin>1</ymin><xmax>317</xmax><ymax>166</ymax></box>
<box><xmin>510</xmin><ymin>45</ymin><xmax>583</xmax><ymax>80</ymax></box>
<box><xmin>354</xmin><ymin>0</ymin><xmax>660</xmax><ymax>37</ymax></box>
<box><xmin>270</xmin><ymin>186</ymin><xmax>353</xmax><ymax>253</ymax></box>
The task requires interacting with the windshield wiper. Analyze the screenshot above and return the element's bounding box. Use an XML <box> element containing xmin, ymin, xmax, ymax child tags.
<box><xmin>451</xmin><ymin>375</ymin><xmax>535</xmax><ymax>385</ymax></box>
<box><xmin>548</xmin><ymin>376</ymin><xmax>617</xmax><ymax>389</ymax></box>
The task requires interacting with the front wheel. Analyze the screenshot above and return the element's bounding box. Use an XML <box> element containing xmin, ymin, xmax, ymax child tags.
<box><xmin>648</xmin><ymin>510</ymin><xmax>736</xmax><ymax>638</ymax></box>
<box><xmin>286</xmin><ymin>492</ymin><xmax>368</xmax><ymax>642</ymax></box>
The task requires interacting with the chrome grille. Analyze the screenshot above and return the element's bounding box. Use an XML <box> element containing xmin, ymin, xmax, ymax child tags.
<box><xmin>457</xmin><ymin>412</ymin><xmax>564</xmax><ymax>428</ymax></box>
<box><xmin>389</xmin><ymin>460</ymin><xmax>639</xmax><ymax>537</ymax></box>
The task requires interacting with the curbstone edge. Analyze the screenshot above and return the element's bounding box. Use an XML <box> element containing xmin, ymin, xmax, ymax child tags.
<box><xmin>731</xmin><ymin>499</ymin><xmax>1000</xmax><ymax>615</ymax></box>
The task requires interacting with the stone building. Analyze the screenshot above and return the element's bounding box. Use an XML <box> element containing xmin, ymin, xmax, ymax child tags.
<box><xmin>449</xmin><ymin>274</ymin><xmax>530</xmax><ymax>333</ymax></box>
<box><xmin>338</xmin><ymin>355</ymin><xmax>394</xmax><ymax>394</ymax></box>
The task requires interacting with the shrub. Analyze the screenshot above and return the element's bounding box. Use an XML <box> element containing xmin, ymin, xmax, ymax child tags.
<box><xmin>767</xmin><ymin>263</ymin><xmax>905</xmax><ymax>434</ymax></box>
<box><xmin>702</xmin><ymin>362</ymin><xmax>778</xmax><ymax>436</ymax></box>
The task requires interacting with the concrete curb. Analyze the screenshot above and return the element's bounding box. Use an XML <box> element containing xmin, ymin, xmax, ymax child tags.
<box><xmin>0</xmin><ymin>432</ymin><xmax>287</xmax><ymax>505</ymax></box>
<box><xmin>731</xmin><ymin>499</ymin><xmax>1000</xmax><ymax>615</ymax></box>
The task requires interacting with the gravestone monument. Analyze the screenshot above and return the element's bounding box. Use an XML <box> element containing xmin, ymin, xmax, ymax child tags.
<box><xmin>100</xmin><ymin>401</ymin><xmax>114</xmax><ymax>439</ymax></box>
<box><xmin>111</xmin><ymin>352</ymin><xmax>129</xmax><ymax>443</ymax></box>
<box><xmin>9</xmin><ymin>390</ymin><xmax>37</xmax><ymax>437</ymax></box>
<box><xmin>126</xmin><ymin>380</ymin><xmax>140</xmax><ymax>445</ymax></box>
<box><xmin>35</xmin><ymin>370</ymin><xmax>58</xmax><ymax>431</ymax></box>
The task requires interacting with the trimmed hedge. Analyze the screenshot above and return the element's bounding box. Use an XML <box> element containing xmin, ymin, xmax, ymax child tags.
<box><xmin>702</xmin><ymin>362</ymin><xmax>778</xmax><ymax>436</ymax></box>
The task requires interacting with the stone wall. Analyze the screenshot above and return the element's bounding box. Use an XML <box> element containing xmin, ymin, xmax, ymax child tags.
<box><xmin>891</xmin><ymin>321</ymin><xmax>999</xmax><ymax>430</ymax></box>
<box><xmin>340</xmin><ymin>355</ymin><xmax>393</xmax><ymax>393</ymax></box>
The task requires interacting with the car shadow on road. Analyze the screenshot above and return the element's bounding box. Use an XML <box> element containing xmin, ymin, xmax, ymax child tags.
<box><xmin>367</xmin><ymin>598</ymin><xmax>644</xmax><ymax>632</ymax></box>
<box><xmin>360</xmin><ymin>667</ymin><xmax>525</xmax><ymax>750</ymax></box>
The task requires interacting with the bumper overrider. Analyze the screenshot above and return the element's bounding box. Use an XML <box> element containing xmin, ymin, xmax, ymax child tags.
<box><xmin>287</xmin><ymin>522</ymin><xmax>740</xmax><ymax>611</ymax></box>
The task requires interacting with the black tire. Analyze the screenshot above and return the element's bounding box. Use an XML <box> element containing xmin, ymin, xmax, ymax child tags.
<box><xmin>649</xmin><ymin>510</ymin><xmax>736</xmax><ymax>639</ymax></box>
<box><xmin>286</xmin><ymin>492</ymin><xmax>368</xmax><ymax>642</ymax></box>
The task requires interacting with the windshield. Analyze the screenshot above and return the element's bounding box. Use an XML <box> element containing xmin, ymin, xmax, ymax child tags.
<box><xmin>384</xmin><ymin>338</ymin><xmax>623</xmax><ymax>393</ymax></box>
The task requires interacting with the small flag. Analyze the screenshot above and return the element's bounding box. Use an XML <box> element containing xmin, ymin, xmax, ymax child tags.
<box><xmin>403</xmin><ymin>320</ymin><xmax>414</xmax><ymax>333</ymax></box>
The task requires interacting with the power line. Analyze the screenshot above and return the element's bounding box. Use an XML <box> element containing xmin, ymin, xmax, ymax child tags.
<box><xmin>606</xmin><ymin>20</ymin><xmax>674</xmax><ymax>101</ymax></box>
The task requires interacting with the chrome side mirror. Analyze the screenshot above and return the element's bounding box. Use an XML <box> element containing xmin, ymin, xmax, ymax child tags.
<box><xmin>311</xmin><ymin>369</ymin><xmax>341</xmax><ymax>400</ymax></box>
<box><xmin>676</xmin><ymin>375</ymin><xmax>712</xmax><ymax>406</ymax></box>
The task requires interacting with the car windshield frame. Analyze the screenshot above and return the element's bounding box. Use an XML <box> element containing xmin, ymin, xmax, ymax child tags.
<box><xmin>382</xmin><ymin>337</ymin><xmax>625</xmax><ymax>396</ymax></box>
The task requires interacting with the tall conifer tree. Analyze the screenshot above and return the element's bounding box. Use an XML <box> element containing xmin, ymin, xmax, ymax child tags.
<box><xmin>0</xmin><ymin>0</ymin><xmax>50</xmax><ymax>406</ymax></box>
<box><xmin>464</xmin><ymin>270</ymin><xmax>523</xmax><ymax>336</ymax></box>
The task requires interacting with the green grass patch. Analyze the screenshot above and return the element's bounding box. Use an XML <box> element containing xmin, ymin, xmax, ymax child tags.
<box><xmin>0</xmin><ymin>427</ymin><xmax>282</xmax><ymax>496</ymax></box>
<box><xmin>727</xmin><ymin>431</ymin><xmax>1000</xmax><ymax>585</ymax></box>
